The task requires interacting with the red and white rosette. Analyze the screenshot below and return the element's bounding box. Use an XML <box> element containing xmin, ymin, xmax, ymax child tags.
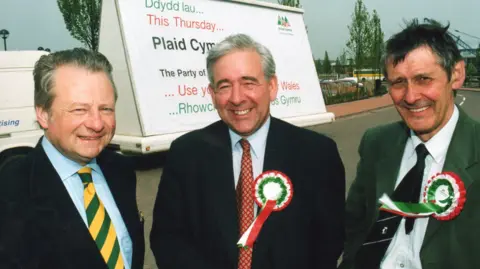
<box><xmin>422</xmin><ymin>171</ymin><xmax>466</xmax><ymax>221</ymax></box>
<box><xmin>237</xmin><ymin>170</ymin><xmax>293</xmax><ymax>249</ymax></box>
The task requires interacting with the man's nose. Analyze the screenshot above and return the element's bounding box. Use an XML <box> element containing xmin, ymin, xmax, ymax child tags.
<box><xmin>403</xmin><ymin>82</ymin><xmax>421</xmax><ymax>104</ymax></box>
<box><xmin>84</xmin><ymin>110</ymin><xmax>105</xmax><ymax>132</ymax></box>
<box><xmin>228</xmin><ymin>83</ymin><xmax>244</xmax><ymax>105</ymax></box>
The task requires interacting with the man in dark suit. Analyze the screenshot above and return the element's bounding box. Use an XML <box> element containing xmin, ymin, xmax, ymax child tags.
<box><xmin>340</xmin><ymin>20</ymin><xmax>480</xmax><ymax>269</ymax></box>
<box><xmin>150</xmin><ymin>33</ymin><xmax>345</xmax><ymax>269</ymax></box>
<box><xmin>0</xmin><ymin>48</ymin><xmax>144</xmax><ymax>269</ymax></box>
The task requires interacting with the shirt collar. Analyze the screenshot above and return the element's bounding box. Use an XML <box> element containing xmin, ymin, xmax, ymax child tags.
<box><xmin>41</xmin><ymin>136</ymin><xmax>99</xmax><ymax>181</ymax></box>
<box><xmin>229</xmin><ymin>116</ymin><xmax>271</xmax><ymax>159</ymax></box>
<box><xmin>408</xmin><ymin>105</ymin><xmax>459</xmax><ymax>163</ymax></box>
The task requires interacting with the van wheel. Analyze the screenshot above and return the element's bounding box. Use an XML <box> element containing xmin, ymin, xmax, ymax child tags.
<box><xmin>0</xmin><ymin>150</ymin><xmax>29</xmax><ymax>171</ymax></box>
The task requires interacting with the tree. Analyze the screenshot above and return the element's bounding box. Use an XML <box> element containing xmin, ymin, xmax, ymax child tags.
<box><xmin>346</xmin><ymin>0</ymin><xmax>372</xmax><ymax>79</ymax></box>
<box><xmin>314</xmin><ymin>59</ymin><xmax>323</xmax><ymax>75</ymax></box>
<box><xmin>323</xmin><ymin>51</ymin><xmax>332</xmax><ymax>74</ymax></box>
<box><xmin>339</xmin><ymin>50</ymin><xmax>347</xmax><ymax>65</ymax></box>
<box><xmin>467</xmin><ymin>62</ymin><xmax>478</xmax><ymax>76</ymax></box>
<box><xmin>476</xmin><ymin>44</ymin><xmax>480</xmax><ymax>71</ymax></box>
<box><xmin>335</xmin><ymin>57</ymin><xmax>344</xmax><ymax>74</ymax></box>
<box><xmin>278</xmin><ymin>0</ymin><xmax>301</xmax><ymax>7</ymax></box>
<box><xmin>57</xmin><ymin>0</ymin><xmax>102</xmax><ymax>51</ymax></box>
<box><xmin>369</xmin><ymin>10</ymin><xmax>384</xmax><ymax>79</ymax></box>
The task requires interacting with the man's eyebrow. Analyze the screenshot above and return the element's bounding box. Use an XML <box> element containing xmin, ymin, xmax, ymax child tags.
<box><xmin>388</xmin><ymin>72</ymin><xmax>433</xmax><ymax>82</ymax></box>
<box><xmin>68</xmin><ymin>102</ymin><xmax>90</xmax><ymax>107</ymax></box>
<box><xmin>413</xmin><ymin>72</ymin><xmax>432</xmax><ymax>78</ymax></box>
<box><xmin>241</xmin><ymin>76</ymin><xmax>259</xmax><ymax>83</ymax></box>
<box><xmin>386</xmin><ymin>75</ymin><xmax>406</xmax><ymax>82</ymax></box>
<box><xmin>214</xmin><ymin>76</ymin><xmax>260</xmax><ymax>88</ymax></box>
<box><xmin>215</xmin><ymin>79</ymin><xmax>230</xmax><ymax>88</ymax></box>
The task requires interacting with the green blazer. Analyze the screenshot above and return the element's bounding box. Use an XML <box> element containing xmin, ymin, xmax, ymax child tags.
<box><xmin>340</xmin><ymin>107</ymin><xmax>480</xmax><ymax>269</ymax></box>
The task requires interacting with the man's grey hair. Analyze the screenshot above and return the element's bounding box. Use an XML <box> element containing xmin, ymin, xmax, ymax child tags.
<box><xmin>206</xmin><ymin>33</ymin><xmax>276</xmax><ymax>85</ymax></box>
<box><xmin>33</xmin><ymin>48</ymin><xmax>118</xmax><ymax>112</ymax></box>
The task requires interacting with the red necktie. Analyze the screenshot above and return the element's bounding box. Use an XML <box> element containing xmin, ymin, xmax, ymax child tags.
<box><xmin>237</xmin><ymin>139</ymin><xmax>254</xmax><ymax>269</ymax></box>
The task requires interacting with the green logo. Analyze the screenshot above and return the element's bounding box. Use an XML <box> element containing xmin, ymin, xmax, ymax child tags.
<box><xmin>277</xmin><ymin>16</ymin><xmax>291</xmax><ymax>28</ymax></box>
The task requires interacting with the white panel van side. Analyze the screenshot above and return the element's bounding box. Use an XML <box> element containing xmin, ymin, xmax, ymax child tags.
<box><xmin>0</xmin><ymin>51</ymin><xmax>48</xmax><ymax>168</ymax></box>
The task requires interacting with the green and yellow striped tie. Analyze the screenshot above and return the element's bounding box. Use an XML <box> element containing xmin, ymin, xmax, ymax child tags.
<box><xmin>78</xmin><ymin>167</ymin><xmax>124</xmax><ymax>269</ymax></box>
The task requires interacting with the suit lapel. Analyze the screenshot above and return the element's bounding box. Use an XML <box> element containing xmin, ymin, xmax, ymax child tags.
<box><xmin>29</xmin><ymin>143</ymin><xmax>106</xmax><ymax>267</ymax></box>
<box><xmin>367</xmin><ymin>123</ymin><xmax>410</xmax><ymax>228</ymax></box>
<box><xmin>202</xmin><ymin>122</ymin><xmax>239</xmax><ymax>263</ymax></box>
<box><xmin>263</xmin><ymin>118</ymin><xmax>289</xmax><ymax>174</ymax></box>
<box><xmin>253</xmin><ymin>118</ymin><xmax>289</xmax><ymax>259</ymax></box>
<box><xmin>374</xmin><ymin>123</ymin><xmax>409</xmax><ymax>201</ymax></box>
<box><xmin>203</xmin><ymin>119</ymin><xmax>290</xmax><ymax>262</ymax></box>
<box><xmin>422</xmin><ymin>108</ymin><xmax>479</xmax><ymax>248</ymax></box>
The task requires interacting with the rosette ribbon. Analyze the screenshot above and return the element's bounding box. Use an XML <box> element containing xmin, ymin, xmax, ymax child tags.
<box><xmin>237</xmin><ymin>170</ymin><xmax>293</xmax><ymax>249</ymax></box>
<box><xmin>379</xmin><ymin>172</ymin><xmax>466</xmax><ymax>221</ymax></box>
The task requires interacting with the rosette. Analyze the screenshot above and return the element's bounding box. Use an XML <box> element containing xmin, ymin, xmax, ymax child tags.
<box><xmin>379</xmin><ymin>172</ymin><xmax>466</xmax><ymax>221</ymax></box>
<box><xmin>422</xmin><ymin>172</ymin><xmax>466</xmax><ymax>220</ymax></box>
<box><xmin>237</xmin><ymin>170</ymin><xmax>293</xmax><ymax>249</ymax></box>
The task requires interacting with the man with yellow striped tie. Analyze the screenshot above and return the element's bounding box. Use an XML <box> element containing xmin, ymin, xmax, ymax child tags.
<box><xmin>0</xmin><ymin>48</ymin><xmax>145</xmax><ymax>269</ymax></box>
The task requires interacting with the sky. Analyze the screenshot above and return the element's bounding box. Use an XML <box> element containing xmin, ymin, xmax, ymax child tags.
<box><xmin>1</xmin><ymin>0</ymin><xmax>479</xmax><ymax>59</ymax></box>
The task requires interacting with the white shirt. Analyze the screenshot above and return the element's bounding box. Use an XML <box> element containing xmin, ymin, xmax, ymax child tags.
<box><xmin>229</xmin><ymin>116</ymin><xmax>271</xmax><ymax>215</ymax></box>
<box><xmin>381</xmin><ymin>105</ymin><xmax>459</xmax><ymax>269</ymax></box>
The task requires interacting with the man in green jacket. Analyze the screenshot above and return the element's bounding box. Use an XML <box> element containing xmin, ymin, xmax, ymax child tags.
<box><xmin>340</xmin><ymin>19</ymin><xmax>480</xmax><ymax>269</ymax></box>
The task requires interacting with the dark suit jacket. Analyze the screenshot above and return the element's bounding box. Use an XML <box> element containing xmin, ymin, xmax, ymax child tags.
<box><xmin>341</xmin><ymin>107</ymin><xmax>480</xmax><ymax>269</ymax></box>
<box><xmin>0</xmin><ymin>139</ymin><xmax>145</xmax><ymax>269</ymax></box>
<box><xmin>150</xmin><ymin>117</ymin><xmax>346</xmax><ymax>269</ymax></box>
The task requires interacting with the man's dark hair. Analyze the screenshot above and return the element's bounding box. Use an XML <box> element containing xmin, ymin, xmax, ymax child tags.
<box><xmin>383</xmin><ymin>18</ymin><xmax>463</xmax><ymax>81</ymax></box>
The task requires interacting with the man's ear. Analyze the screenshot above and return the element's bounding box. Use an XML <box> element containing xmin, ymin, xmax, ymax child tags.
<box><xmin>268</xmin><ymin>75</ymin><xmax>279</xmax><ymax>102</ymax></box>
<box><xmin>451</xmin><ymin>60</ymin><xmax>466</xmax><ymax>89</ymax></box>
<box><xmin>35</xmin><ymin>106</ymin><xmax>49</xmax><ymax>129</ymax></box>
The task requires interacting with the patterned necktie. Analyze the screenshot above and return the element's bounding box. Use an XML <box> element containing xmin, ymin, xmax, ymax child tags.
<box><xmin>78</xmin><ymin>167</ymin><xmax>124</xmax><ymax>269</ymax></box>
<box><xmin>237</xmin><ymin>139</ymin><xmax>254</xmax><ymax>269</ymax></box>
<box><xmin>354</xmin><ymin>144</ymin><xmax>429</xmax><ymax>268</ymax></box>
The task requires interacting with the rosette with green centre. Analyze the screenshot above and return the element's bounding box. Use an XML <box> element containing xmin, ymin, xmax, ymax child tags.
<box><xmin>237</xmin><ymin>170</ymin><xmax>294</xmax><ymax>249</ymax></box>
<box><xmin>379</xmin><ymin>171</ymin><xmax>466</xmax><ymax>221</ymax></box>
<box><xmin>422</xmin><ymin>171</ymin><xmax>466</xmax><ymax>220</ymax></box>
<box><xmin>254</xmin><ymin>170</ymin><xmax>293</xmax><ymax>211</ymax></box>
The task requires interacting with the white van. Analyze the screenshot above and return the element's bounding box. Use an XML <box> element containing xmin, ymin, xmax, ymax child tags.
<box><xmin>0</xmin><ymin>0</ymin><xmax>335</xmax><ymax>166</ymax></box>
<box><xmin>0</xmin><ymin>51</ymin><xmax>48</xmax><ymax>167</ymax></box>
<box><xmin>98</xmin><ymin>0</ymin><xmax>335</xmax><ymax>154</ymax></box>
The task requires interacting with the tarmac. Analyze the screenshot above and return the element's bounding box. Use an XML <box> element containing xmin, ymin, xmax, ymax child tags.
<box><xmin>327</xmin><ymin>94</ymin><xmax>393</xmax><ymax>119</ymax></box>
<box><xmin>328</xmin><ymin>88</ymin><xmax>479</xmax><ymax>119</ymax></box>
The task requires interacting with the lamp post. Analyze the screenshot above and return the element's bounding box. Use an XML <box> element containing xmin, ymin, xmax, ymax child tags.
<box><xmin>0</xmin><ymin>29</ymin><xmax>9</xmax><ymax>51</ymax></box>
